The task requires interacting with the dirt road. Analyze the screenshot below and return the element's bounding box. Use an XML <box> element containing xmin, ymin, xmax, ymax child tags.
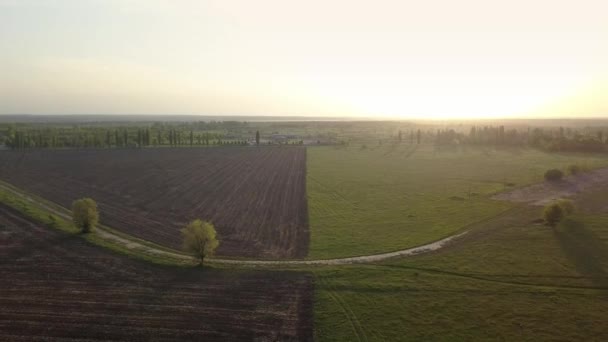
<box><xmin>0</xmin><ymin>181</ymin><xmax>466</xmax><ymax>266</ymax></box>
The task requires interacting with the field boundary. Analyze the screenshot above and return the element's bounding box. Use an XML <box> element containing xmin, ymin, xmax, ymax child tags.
<box><xmin>0</xmin><ymin>180</ymin><xmax>475</xmax><ymax>267</ymax></box>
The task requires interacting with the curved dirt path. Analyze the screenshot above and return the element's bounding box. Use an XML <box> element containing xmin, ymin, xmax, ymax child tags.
<box><xmin>8</xmin><ymin>166</ymin><xmax>608</xmax><ymax>266</ymax></box>
<box><xmin>99</xmin><ymin>228</ymin><xmax>466</xmax><ymax>265</ymax></box>
<box><xmin>87</xmin><ymin>222</ymin><xmax>468</xmax><ymax>266</ymax></box>
<box><xmin>218</xmin><ymin>231</ymin><xmax>467</xmax><ymax>266</ymax></box>
<box><xmin>0</xmin><ymin>181</ymin><xmax>468</xmax><ymax>266</ymax></box>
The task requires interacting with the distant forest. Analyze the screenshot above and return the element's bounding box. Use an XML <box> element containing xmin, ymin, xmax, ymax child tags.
<box><xmin>1</xmin><ymin>117</ymin><xmax>608</xmax><ymax>153</ymax></box>
<box><xmin>0</xmin><ymin>121</ymin><xmax>252</xmax><ymax>149</ymax></box>
<box><xmin>434</xmin><ymin>125</ymin><xmax>608</xmax><ymax>153</ymax></box>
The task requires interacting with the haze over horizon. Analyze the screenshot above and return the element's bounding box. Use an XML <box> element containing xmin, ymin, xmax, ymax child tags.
<box><xmin>1</xmin><ymin>0</ymin><xmax>607</xmax><ymax>119</ymax></box>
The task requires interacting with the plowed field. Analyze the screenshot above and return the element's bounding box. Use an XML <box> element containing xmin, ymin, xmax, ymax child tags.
<box><xmin>0</xmin><ymin>203</ymin><xmax>313</xmax><ymax>341</ymax></box>
<box><xmin>0</xmin><ymin>147</ymin><xmax>309</xmax><ymax>258</ymax></box>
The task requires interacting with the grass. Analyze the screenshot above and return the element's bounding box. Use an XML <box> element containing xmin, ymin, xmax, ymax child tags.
<box><xmin>313</xmin><ymin>185</ymin><xmax>608</xmax><ymax>341</ymax></box>
<box><xmin>0</xmin><ymin>187</ymin><xmax>195</xmax><ymax>267</ymax></box>
<box><xmin>314</xmin><ymin>265</ymin><xmax>608</xmax><ymax>341</ymax></box>
<box><xmin>0</xmin><ymin>180</ymin><xmax>197</xmax><ymax>256</ymax></box>
<box><xmin>307</xmin><ymin>143</ymin><xmax>608</xmax><ymax>258</ymax></box>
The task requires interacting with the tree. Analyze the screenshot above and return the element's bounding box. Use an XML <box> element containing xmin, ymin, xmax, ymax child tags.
<box><xmin>146</xmin><ymin>128</ymin><xmax>151</xmax><ymax>146</ymax></box>
<box><xmin>181</xmin><ymin>219</ymin><xmax>219</xmax><ymax>265</ymax></box>
<box><xmin>544</xmin><ymin>200</ymin><xmax>575</xmax><ymax>227</ymax></box>
<box><xmin>470</xmin><ymin>126</ymin><xmax>477</xmax><ymax>143</ymax></box>
<box><xmin>255</xmin><ymin>130</ymin><xmax>260</xmax><ymax>146</ymax></box>
<box><xmin>72</xmin><ymin>198</ymin><xmax>99</xmax><ymax>233</ymax></box>
<box><xmin>544</xmin><ymin>203</ymin><xmax>563</xmax><ymax>227</ymax></box>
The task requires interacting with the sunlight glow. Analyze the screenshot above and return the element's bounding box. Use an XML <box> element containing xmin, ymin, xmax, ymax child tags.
<box><xmin>0</xmin><ymin>0</ymin><xmax>607</xmax><ymax>118</ymax></box>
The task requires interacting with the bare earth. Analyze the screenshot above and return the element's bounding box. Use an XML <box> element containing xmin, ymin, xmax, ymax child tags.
<box><xmin>0</xmin><ymin>203</ymin><xmax>313</xmax><ymax>341</ymax></box>
<box><xmin>493</xmin><ymin>167</ymin><xmax>608</xmax><ymax>206</ymax></box>
<box><xmin>0</xmin><ymin>148</ymin><xmax>309</xmax><ymax>259</ymax></box>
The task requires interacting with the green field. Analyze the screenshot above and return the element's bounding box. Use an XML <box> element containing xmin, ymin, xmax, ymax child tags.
<box><xmin>307</xmin><ymin>143</ymin><xmax>608</xmax><ymax>258</ymax></box>
<box><xmin>314</xmin><ymin>185</ymin><xmax>608</xmax><ymax>340</ymax></box>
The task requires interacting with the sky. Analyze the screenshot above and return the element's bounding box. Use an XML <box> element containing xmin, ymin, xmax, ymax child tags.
<box><xmin>0</xmin><ymin>0</ymin><xmax>607</xmax><ymax>119</ymax></box>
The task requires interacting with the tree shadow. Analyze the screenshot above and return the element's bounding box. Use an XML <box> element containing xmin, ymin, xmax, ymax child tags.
<box><xmin>553</xmin><ymin>218</ymin><xmax>608</xmax><ymax>288</ymax></box>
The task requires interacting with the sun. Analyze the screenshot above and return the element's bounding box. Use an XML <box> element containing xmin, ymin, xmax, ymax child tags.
<box><xmin>306</xmin><ymin>72</ymin><xmax>588</xmax><ymax>120</ymax></box>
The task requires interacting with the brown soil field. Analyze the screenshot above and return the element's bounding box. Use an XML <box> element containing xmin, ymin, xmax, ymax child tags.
<box><xmin>0</xmin><ymin>147</ymin><xmax>309</xmax><ymax>258</ymax></box>
<box><xmin>0</xmin><ymin>203</ymin><xmax>313</xmax><ymax>341</ymax></box>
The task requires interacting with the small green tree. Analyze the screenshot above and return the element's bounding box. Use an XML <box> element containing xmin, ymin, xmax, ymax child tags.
<box><xmin>181</xmin><ymin>219</ymin><xmax>219</xmax><ymax>265</ymax></box>
<box><xmin>72</xmin><ymin>198</ymin><xmax>99</xmax><ymax>233</ymax></box>
<box><xmin>544</xmin><ymin>203</ymin><xmax>563</xmax><ymax>227</ymax></box>
<box><xmin>543</xmin><ymin>200</ymin><xmax>575</xmax><ymax>227</ymax></box>
<box><xmin>255</xmin><ymin>130</ymin><xmax>260</xmax><ymax>146</ymax></box>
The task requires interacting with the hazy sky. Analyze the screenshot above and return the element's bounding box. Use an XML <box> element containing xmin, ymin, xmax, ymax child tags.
<box><xmin>1</xmin><ymin>0</ymin><xmax>607</xmax><ymax>119</ymax></box>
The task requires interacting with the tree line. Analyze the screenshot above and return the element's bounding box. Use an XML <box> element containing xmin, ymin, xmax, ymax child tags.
<box><xmin>0</xmin><ymin>125</ymin><xmax>250</xmax><ymax>149</ymax></box>
<box><xmin>433</xmin><ymin>125</ymin><xmax>608</xmax><ymax>153</ymax></box>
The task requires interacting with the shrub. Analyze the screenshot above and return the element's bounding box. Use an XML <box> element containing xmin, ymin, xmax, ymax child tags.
<box><xmin>72</xmin><ymin>198</ymin><xmax>99</xmax><ymax>233</ymax></box>
<box><xmin>544</xmin><ymin>169</ymin><xmax>564</xmax><ymax>182</ymax></box>
<box><xmin>544</xmin><ymin>203</ymin><xmax>564</xmax><ymax>227</ymax></box>
<box><xmin>543</xmin><ymin>199</ymin><xmax>575</xmax><ymax>227</ymax></box>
